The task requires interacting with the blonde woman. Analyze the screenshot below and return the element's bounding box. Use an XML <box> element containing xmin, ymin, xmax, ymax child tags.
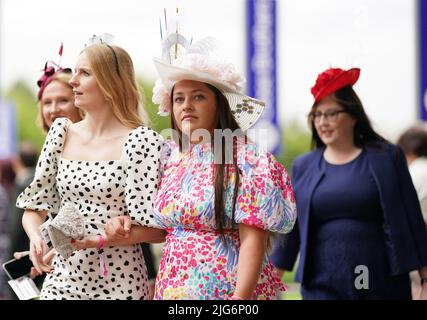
<box><xmin>36</xmin><ymin>65</ymin><xmax>83</xmax><ymax>133</ymax></box>
<box><xmin>17</xmin><ymin>42</ymin><xmax>165</xmax><ymax>300</ymax></box>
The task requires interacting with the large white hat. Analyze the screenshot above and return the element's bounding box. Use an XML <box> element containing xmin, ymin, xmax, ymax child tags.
<box><xmin>152</xmin><ymin>33</ymin><xmax>265</xmax><ymax>132</ymax></box>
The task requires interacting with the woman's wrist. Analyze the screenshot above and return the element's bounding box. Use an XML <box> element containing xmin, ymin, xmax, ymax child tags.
<box><xmin>29</xmin><ymin>232</ymin><xmax>42</xmax><ymax>243</ymax></box>
<box><xmin>97</xmin><ymin>234</ymin><xmax>106</xmax><ymax>249</ymax></box>
<box><xmin>72</xmin><ymin>235</ymin><xmax>99</xmax><ymax>249</ymax></box>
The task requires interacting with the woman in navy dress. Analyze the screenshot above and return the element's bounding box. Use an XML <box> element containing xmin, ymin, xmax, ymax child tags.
<box><xmin>270</xmin><ymin>67</ymin><xmax>427</xmax><ymax>299</ymax></box>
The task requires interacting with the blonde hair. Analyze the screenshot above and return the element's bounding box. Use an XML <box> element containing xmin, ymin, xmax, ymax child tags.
<box><xmin>82</xmin><ymin>44</ymin><xmax>150</xmax><ymax>128</ymax></box>
<box><xmin>38</xmin><ymin>72</ymin><xmax>84</xmax><ymax>133</ymax></box>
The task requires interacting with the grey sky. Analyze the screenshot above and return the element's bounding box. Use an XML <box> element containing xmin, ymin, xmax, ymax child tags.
<box><xmin>0</xmin><ymin>0</ymin><xmax>420</xmax><ymax>140</ymax></box>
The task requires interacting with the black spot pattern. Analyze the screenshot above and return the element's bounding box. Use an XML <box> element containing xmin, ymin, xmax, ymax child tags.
<box><xmin>16</xmin><ymin>118</ymin><xmax>163</xmax><ymax>300</ymax></box>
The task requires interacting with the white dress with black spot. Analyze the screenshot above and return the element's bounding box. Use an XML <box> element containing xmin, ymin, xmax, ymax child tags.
<box><xmin>16</xmin><ymin>118</ymin><xmax>162</xmax><ymax>300</ymax></box>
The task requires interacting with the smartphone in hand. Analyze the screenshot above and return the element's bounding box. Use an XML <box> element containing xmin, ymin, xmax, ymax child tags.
<box><xmin>2</xmin><ymin>253</ymin><xmax>40</xmax><ymax>300</ymax></box>
<box><xmin>2</xmin><ymin>254</ymin><xmax>33</xmax><ymax>280</ymax></box>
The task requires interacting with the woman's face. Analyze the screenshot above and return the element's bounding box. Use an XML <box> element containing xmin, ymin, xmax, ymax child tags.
<box><xmin>41</xmin><ymin>80</ymin><xmax>81</xmax><ymax>128</ymax></box>
<box><xmin>69</xmin><ymin>52</ymin><xmax>106</xmax><ymax>110</ymax></box>
<box><xmin>172</xmin><ymin>80</ymin><xmax>218</xmax><ymax>139</ymax></box>
<box><xmin>313</xmin><ymin>95</ymin><xmax>356</xmax><ymax>147</ymax></box>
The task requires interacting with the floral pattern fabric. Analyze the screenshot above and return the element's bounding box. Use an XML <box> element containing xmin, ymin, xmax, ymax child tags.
<box><xmin>152</xmin><ymin>140</ymin><xmax>297</xmax><ymax>300</ymax></box>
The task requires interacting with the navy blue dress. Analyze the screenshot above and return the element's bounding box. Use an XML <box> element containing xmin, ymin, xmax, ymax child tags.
<box><xmin>301</xmin><ymin>151</ymin><xmax>411</xmax><ymax>299</ymax></box>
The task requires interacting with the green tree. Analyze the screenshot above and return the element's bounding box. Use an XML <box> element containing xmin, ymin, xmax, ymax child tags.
<box><xmin>5</xmin><ymin>81</ymin><xmax>45</xmax><ymax>150</ymax></box>
<box><xmin>277</xmin><ymin>120</ymin><xmax>311</xmax><ymax>174</ymax></box>
<box><xmin>138</xmin><ymin>78</ymin><xmax>171</xmax><ymax>134</ymax></box>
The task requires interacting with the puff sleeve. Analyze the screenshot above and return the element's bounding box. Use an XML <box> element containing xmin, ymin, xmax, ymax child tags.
<box><xmin>232</xmin><ymin>143</ymin><xmax>297</xmax><ymax>234</ymax></box>
<box><xmin>124</xmin><ymin>127</ymin><xmax>163</xmax><ymax>227</ymax></box>
<box><xmin>159</xmin><ymin>140</ymin><xmax>173</xmax><ymax>178</ymax></box>
<box><xmin>16</xmin><ymin>118</ymin><xmax>68</xmax><ymax>214</ymax></box>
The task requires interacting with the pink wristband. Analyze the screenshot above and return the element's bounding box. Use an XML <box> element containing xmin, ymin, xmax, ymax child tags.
<box><xmin>231</xmin><ymin>295</ymin><xmax>244</xmax><ymax>300</ymax></box>
<box><xmin>97</xmin><ymin>234</ymin><xmax>108</xmax><ymax>277</ymax></box>
<box><xmin>97</xmin><ymin>234</ymin><xmax>105</xmax><ymax>250</ymax></box>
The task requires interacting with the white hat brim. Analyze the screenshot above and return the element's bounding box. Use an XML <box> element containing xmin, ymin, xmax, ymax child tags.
<box><xmin>153</xmin><ymin>58</ymin><xmax>238</xmax><ymax>93</ymax></box>
<box><xmin>153</xmin><ymin>58</ymin><xmax>265</xmax><ymax>131</ymax></box>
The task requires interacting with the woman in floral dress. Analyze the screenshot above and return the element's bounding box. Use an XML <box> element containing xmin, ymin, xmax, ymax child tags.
<box><xmin>106</xmin><ymin>34</ymin><xmax>297</xmax><ymax>300</ymax></box>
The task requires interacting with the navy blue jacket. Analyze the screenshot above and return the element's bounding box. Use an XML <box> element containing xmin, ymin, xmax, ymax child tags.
<box><xmin>270</xmin><ymin>142</ymin><xmax>427</xmax><ymax>283</ymax></box>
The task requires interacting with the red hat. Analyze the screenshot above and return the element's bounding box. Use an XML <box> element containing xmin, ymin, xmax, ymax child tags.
<box><xmin>311</xmin><ymin>67</ymin><xmax>360</xmax><ymax>102</ymax></box>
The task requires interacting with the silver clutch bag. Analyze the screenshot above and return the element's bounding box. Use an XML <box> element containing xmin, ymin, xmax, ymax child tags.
<box><xmin>39</xmin><ymin>203</ymin><xmax>85</xmax><ymax>259</ymax></box>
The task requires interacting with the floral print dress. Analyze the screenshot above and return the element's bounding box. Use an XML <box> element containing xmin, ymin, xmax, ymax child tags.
<box><xmin>152</xmin><ymin>140</ymin><xmax>297</xmax><ymax>300</ymax></box>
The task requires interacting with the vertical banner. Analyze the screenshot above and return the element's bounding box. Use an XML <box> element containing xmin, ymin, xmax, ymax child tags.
<box><xmin>420</xmin><ymin>0</ymin><xmax>427</xmax><ymax>121</ymax></box>
<box><xmin>246</xmin><ymin>0</ymin><xmax>281</xmax><ymax>154</ymax></box>
<box><xmin>0</xmin><ymin>101</ymin><xmax>17</xmax><ymax>159</ymax></box>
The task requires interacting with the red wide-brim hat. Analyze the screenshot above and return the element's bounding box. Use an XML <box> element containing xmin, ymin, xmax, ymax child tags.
<box><xmin>311</xmin><ymin>67</ymin><xmax>360</xmax><ymax>103</ymax></box>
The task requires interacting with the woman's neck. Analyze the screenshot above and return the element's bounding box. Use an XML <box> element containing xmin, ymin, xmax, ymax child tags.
<box><xmin>324</xmin><ymin>142</ymin><xmax>362</xmax><ymax>165</ymax></box>
<box><xmin>80</xmin><ymin>110</ymin><xmax>125</xmax><ymax>138</ymax></box>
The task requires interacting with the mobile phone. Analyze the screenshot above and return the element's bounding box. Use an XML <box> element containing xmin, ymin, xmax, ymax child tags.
<box><xmin>2</xmin><ymin>254</ymin><xmax>33</xmax><ymax>280</ymax></box>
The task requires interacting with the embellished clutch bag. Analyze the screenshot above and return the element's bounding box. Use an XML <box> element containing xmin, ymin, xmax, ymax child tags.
<box><xmin>39</xmin><ymin>203</ymin><xmax>85</xmax><ymax>259</ymax></box>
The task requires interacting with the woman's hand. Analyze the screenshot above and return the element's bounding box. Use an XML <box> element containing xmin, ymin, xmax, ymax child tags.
<box><xmin>71</xmin><ymin>215</ymin><xmax>165</xmax><ymax>251</ymax></box>
<box><xmin>70</xmin><ymin>215</ymin><xmax>132</xmax><ymax>251</ymax></box>
<box><xmin>28</xmin><ymin>235</ymin><xmax>54</xmax><ymax>274</ymax></box>
<box><xmin>418</xmin><ymin>267</ymin><xmax>427</xmax><ymax>300</ymax></box>
<box><xmin>234</xmin><ymin>224</ymin><xmax>269</xmax><ymax>299</ymax></box>
<box><xmin>14</xmin><ymin>251</ymin><xmax>40</xmax><ymax>278</ymax></box>
<box><xmin>22</xmin><ymin>210</ymin><xmax>51</xmax><ymax>275</ymax></box>
<box><xmin>13</xmin><ymin>251</ymin><xmax>29</xmax><ymax>260</ymax></box>
<box><xmin>105</xmin><ymin>216</ymin><xmax>132</xmax><ymax>241</ymax></box>
<box><xmin>14</xmin><ymin>249</ymin><xmax>56</xmax><ymax>278</ymax></box>
<box><xmin>70</xmin><ymin>216</ymin><xmax>131</xmax><ymax>251</ymax></box>
<box><xmin>42</xmin><ymin>248</ymin><xmax>56</xmax><ymax>266</ymax></box>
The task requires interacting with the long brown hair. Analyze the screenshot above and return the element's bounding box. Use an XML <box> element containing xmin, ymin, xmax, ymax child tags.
<box><xmin>82</xmin><ymin>44</ymin><xmax>149</xmax><ymax>128</ymax></box>
<box><xmin>170</xmin><ymin>83</ymin><xmax>244</xmax><ymax>242</ymax></box>
<box><xmin>308</xmin><ymin>86</ymin><xmax>386</xmax><ymax>149</ymax></box>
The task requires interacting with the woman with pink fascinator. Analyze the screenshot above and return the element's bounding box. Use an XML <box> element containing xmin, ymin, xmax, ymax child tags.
<box><xmin>36</xmin><ymin>56</ymin><xmax>83</xmax><ymax>133</ymax></box>
<box><xmin>9</xmin><ymin>46</ymin><xmax>83</xmax><ymax>294</ymax></box>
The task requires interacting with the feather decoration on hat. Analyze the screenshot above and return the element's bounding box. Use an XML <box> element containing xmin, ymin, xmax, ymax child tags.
<box><xmin>58</xmin><ymin>42</ymin><xmax>64</xmax><ymax>68</ymax></box>
<box><xmin>175</xmin><ymin>7</ymin><xmax>179</xmax><ymax>59</ymax></box>
<box><xmin>164</xmin><ymin>8</ymin><xmax>168</xmax><ymax>32</ymax></box>
<box><xmin>58</xmin><ymin>42</ymin><xmax>63</xmax><ymax>57</ymax></box>
<box><xmin>187</xmin><ymin>37</ymin><xmax>219</xmax><ymax>57</ymax></box>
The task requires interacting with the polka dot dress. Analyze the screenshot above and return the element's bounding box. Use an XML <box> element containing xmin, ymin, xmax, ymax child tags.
<box><xmin>16</xmin><ymin>118</ymin><xmax>162</xmax><ymax>300</ymax></box>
